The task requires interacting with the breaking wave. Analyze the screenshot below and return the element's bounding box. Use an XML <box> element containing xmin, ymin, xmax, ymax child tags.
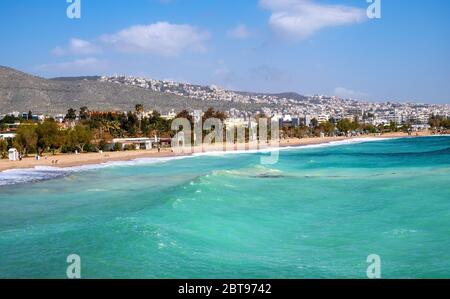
<box><xmin>0</xmin><ymin>137</ymin><xmax>387</xmax><ymax>187</ymax></box>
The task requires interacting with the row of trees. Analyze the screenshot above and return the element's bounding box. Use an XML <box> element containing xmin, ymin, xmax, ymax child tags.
<box><xmin>78</xmin><ymin>105</ymin><xmax>174</xmax><ymax>140</ymax></box>
<box><xmin>429</xmin><ymin>115</ymin><xmax>450</xmax><ymax>129</ymax></box>
<box><xmin>5</xmin><ymin>104</ymin><xmax>440</xmax><ymax>158</ymax></box>
<box><xmin>78</xmin><ymin>106</ymin><xmax>228</xmax><ymax>141</ymax></box>
<box><xmin>282</xmin><ymin>117</ymin><xmax>413</xmax><ymax>139</ymax></box>
<box><xmin>1</xmin><ymin>105</ymin><xmax>230</xmax><ymax>157</ymax></box>
<box><xmin>13</xmin><ymin>120</ymin><xmax>92</xmax><ymax>157</ymax></box>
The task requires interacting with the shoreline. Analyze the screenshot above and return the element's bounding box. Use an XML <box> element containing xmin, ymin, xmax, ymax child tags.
<box><xmin>0</xmin><ymin>132</ymin><xmax>432</xmax><ymax>173</ymax></box>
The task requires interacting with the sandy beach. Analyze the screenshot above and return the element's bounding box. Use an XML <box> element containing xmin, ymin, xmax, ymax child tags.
<box><xmin>0</xmin><ymin>131</ymin><xmax>431</xmax><ymax>172</ymax></box>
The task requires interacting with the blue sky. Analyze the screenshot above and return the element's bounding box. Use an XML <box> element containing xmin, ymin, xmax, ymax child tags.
<box><xmin>0</xmin><ymin>0</ymin><xmax>449</xmax><ymax>104</ymax></box>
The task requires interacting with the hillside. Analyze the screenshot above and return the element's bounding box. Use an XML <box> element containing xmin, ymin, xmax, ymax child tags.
<box><xmin>0</xmin><ymin>66</ymin><xmax>265</xmax><ymax>114</ymax></box>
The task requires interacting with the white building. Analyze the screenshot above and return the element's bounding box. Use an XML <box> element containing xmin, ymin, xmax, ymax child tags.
<box><xmin>8</xmin><ymin>148</ymin><xmax>19</xmax><ymax>161</ymax></box>
<box><xmin>161</xmin><ymin>110</ymin><xmax>177</xmax><ymax>120</ymax></box>
<box><xmin>0</xmin><ymin>133</ymin><xmax>16</xmax><ymax>139</ymax></box>
<box><xmin>111</xmin><ymin>137</ymin><xmax>159</xmax><ymax>150</ymax></box>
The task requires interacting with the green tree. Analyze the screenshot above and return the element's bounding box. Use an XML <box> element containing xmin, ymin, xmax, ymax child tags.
<box><xmin>0</xmin><ymin>115</ymin><xmax>18</xmax><ymax>124</ymax></box>
<box><xmin>362</xmin><ymin>124</ymin><xmax>377</xmax><ymax>134</ymax></box>
<box><xmin>122</xmin><ymin>112</ymin><xmax>139</xmax><ymax>136</ymax></box>
<box><xmin>135</xmin><ymin>104</ymin><xmax>144</xmax><ymax>115</ymax></box>
<box><xmin>135</xmin><ymin>104</ymin><xmax>145</xmax><ymax>133</ymax></box>
<box><xmin>319</xmin><ymin>121</ymin><xmax>336</xmax><ymax>136</ymax></box>
<box><xmin>65</xmin><ymin>108</ymin><xmax>77</xmax><ymax>121</ymax></box>
<box><xmin>203</xmin><ymin>107</ymin><xmax>228</xmax><ymax>122</ymax></box>
<box><xmin>310</xmin><ymin>118</ymin><xmax>319</xmax><ymax>129</ymax></box>
<box><xmin>36</xmin><ymin>119</ymin><xmax>61</xmax><ymax>154</ymax></box>
<box><xmin>337</xmin><ymin>119</ymin><xmax>353</xmax><ymax>134</ymax></box>
<box><xmin>143</xmin><ymin>112</ymin><xmax>171</xmax><ymax>137</ymax></box>
<box><xmin>176</xmin><ymin>110</ymin><xmax>193</xmax><ymax>123</ymax></box>
<box><xmin>14</xmin><ymin>124</ymin><xmax>38</xmax><ymax>156</ymax></box>
<box><xmin>113</xmin><ymin>142</ymin><xmax>122</xmax><ymax>152</ymax></box>
<box><xmin>388</xmin><ymin>121</ymin><xmax>398</xmax><ymax>132</ymax></box>
<box><xmin>0</xmin><ymin>139</ymin><xmax>8</xmax><ymax>159</ymax></box>
<box><xmin>69</xmin><ymin>125</ymin><xmax>92</xmax><ymax>153</ymax></box>
<box><xmin>443</xmin><ymin>118</ymin><xmax>450</xmax><ymax>129</ymax></box>
<box><xmin>353</xmin><ymin>116</ymin><xmax>360</xmax><ymax>130</ymax></box>
<box><xmin>79</xmin><ymin>106</ymin><xmax>90</xmax><ymax>120</ymax></box>
<box><xmin>428</xmin><ymin>115</ymin><xmax>450</xmax><ymax>129</ymax></box>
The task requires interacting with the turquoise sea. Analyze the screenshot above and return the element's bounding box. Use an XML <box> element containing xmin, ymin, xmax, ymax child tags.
<box><xmin>0</xmin><ymin>136</ymin><xmax>449</xmax><ymax>278</ymax></box>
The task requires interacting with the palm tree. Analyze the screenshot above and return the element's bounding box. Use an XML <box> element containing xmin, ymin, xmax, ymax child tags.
<box><xmin>135</xmin><ymin>104</ymin><xmax>144</xmax><ymax>114</ymax></box>
<box><xmin>79</xmin><ymin>106</ymin><xmax>90</xmax><ymax>120</ymax></box>
<box><xmin>135</xmin><ymin>104</ymin><xmax>145</xmax><ymax>132</ymax></box>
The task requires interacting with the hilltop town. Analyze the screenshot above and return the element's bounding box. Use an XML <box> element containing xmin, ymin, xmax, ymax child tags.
<box><xmin>1</xmin><ymin>71</ymin><xmax>450</xmax><ymax>152</ymax></box>
<box><xmin>98</xmin><ymin>75</ymin><xmax>449</xmax><ymax>129</ymax></box>
<box><xmin>1</xmin><ymin>66</ymin><xmax>449</xmax><ymax>130</ymax></box>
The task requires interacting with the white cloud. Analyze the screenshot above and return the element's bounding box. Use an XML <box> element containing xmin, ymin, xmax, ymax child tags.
<box><xmin>36</xmin><ymin>57</ymin><xmax>106</xmax><ymax>73</ymax></box>
<box><xmin>51</xmin><ymin>47</ymin><xmax>66</xmax><ymax>56</ymax></box>
<box><xmin>334</xmin><ymin>86</ymin><xmax>367</xmax><ymax>99</ymax></box>
<box><xmin>260</xmin><ymin>0</ymin><xmax>366</xmax><ymax>40</ymax></box>
<box><xmin>51</xmin><ymin>22</ymin><xmax>209</xmax><ymax>59</ymax></box>
<box><xmin>52</xmin><ymin>38</ymin><xmax>101</xmax><ymax>56</ymax></box>
<box><xmin>227</xmin><ymin>24</ymin><xmax>251</xmax><ymax>40</ymax></box>
<box><xmin>100</xmin><ymin>22</ymin><xmax>209</xmax><ymax>56</ymax></box>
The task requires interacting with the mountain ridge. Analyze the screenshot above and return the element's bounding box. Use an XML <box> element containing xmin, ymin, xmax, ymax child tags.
<box><xmin>0</xmin><ymin>66</ymin><xmax>270</xmax><ymax>115</ymax></box>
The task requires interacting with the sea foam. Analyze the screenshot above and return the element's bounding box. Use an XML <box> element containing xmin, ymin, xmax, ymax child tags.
<box><xmin>0</xmin><ymin>156</ymin><xmax>192</xmax><ymax>186</ymax></box>
<box><xmin>0</xmin><ymin>137</ymin><xmax>387</xmax><ymax>186</ymax></box>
